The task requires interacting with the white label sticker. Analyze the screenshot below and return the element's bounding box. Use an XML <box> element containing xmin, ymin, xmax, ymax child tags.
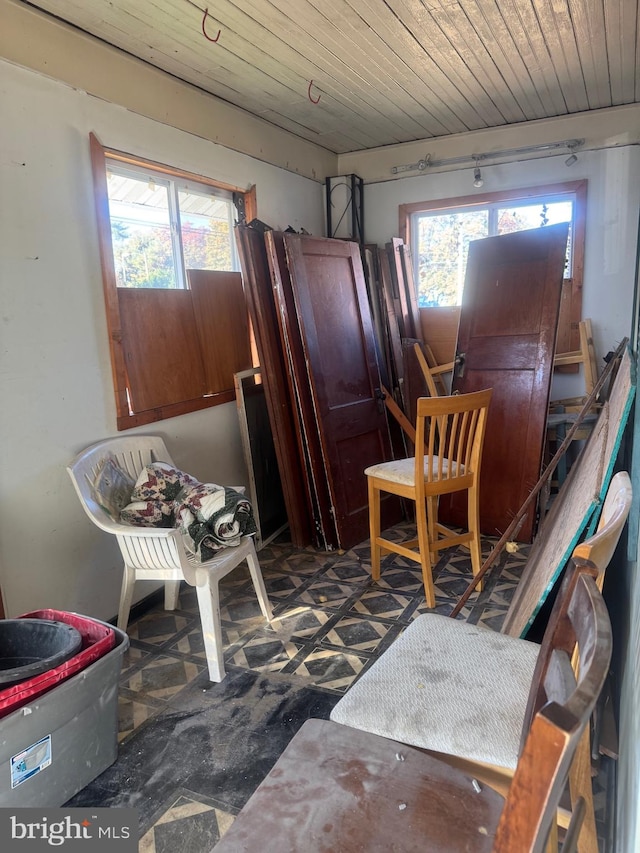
<box><xmin>10</xmin><ymin>735</ymin><xmax>52</xmax><ymax>788</ymax></box>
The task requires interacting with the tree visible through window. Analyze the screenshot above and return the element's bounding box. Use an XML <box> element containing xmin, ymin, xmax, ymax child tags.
<box><xmin>412</xmin><ymin>198</ymin><xmax>575</xmax><ymax>307</ymax></box>
<box><xmin>400</xmin><ymin>181</ymin><xmax>587</xmax><ymax>361</ymax></box>
<box><xmin>106</xmin><ymin>167</ymin><xmax>237</xmax><ymax>289</ymax></box>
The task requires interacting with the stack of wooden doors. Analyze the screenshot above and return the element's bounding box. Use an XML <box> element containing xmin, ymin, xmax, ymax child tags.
<box><xmin>238</xmin><ymin>220</ymin><xmax>570</xmax><ymax>551</ymax></box>
<box><xmin>236</xmin><ymin>225</ymin><xmax>401</xmax><ymax>551</ymax></box>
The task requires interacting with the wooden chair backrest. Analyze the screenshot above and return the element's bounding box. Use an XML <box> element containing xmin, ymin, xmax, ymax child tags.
<box><xmin>494</xmin><ymin>559</ymin><xmax>612</xmax><ymax>852</ymax></box>
<box><xmin>414</xmin><ymin>388</ymin><xmax>492</xmax><ymax>492</ymax></box>
<box><xmin>412</xmin><ymin>341</ymin><xmax>442</xmax><ymax>398</ymax></box>
<box><xmin>571</xmin><ymin>470</ymin><xmax>632</xmax><ymax>590</ymax></box>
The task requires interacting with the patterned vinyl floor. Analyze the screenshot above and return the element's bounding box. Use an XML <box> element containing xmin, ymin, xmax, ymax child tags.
<box><xmin>67</xmin><ymin>524</ymin><xmax>615</xmax><ymax>852</ymax></box>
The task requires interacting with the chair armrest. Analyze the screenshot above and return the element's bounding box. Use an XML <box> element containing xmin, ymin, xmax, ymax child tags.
<box><xmin>111</xmin><ymin>523</ymin><xmax>177</xmax><ymax>539</ymax></box>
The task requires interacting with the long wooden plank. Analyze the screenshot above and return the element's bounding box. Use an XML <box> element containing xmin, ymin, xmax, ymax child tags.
<box><xmin>399</xmin><ymin>244</ymin><xmax>423</xmax><ymax>344</ymax></box>
<box><xmin>378</xmin><ymin>248</ymin><xmax>404</xmax><ymax>397</ymax></box>
<box><xmin>387</xmin><ymin>238</ymin><xmax>415</xmax><ymax>340</ymax></box>
<box><xmin>235</xmin><ymin>224</ymin><xmax>314</xmax><ymax>548</ymax></box>
<box><xmin>381</xmin><ymin>384</ymin><xmax>415</xmax><ymax>443</ymax></box>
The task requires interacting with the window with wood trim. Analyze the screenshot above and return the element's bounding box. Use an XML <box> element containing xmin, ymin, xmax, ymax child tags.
<box><xmin>400</xmin><ymin>181</ymin><xmax>587</xmax><ymax>360</ymax></box>
<box><xmin>89</xmin><ymin>133</ymin><xmax>257</xmax><ymax>429</ymax></box>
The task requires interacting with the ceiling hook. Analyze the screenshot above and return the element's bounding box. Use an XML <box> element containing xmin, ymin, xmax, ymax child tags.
<box><xmin>202</xmin><ymin>8</ymin><xmax>221</xmax><ymax>43</ymax></box>
<box><xmin>308</xmin><ymin>80</ymin><xmax>321</xmax><ymax>104</ymax></box>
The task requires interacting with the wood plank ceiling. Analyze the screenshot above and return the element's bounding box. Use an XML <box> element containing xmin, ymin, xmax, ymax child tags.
<box><xmin>24</xmin><ymin>0</ymin><xmax>640</xmax><ymax>153</ymax></box>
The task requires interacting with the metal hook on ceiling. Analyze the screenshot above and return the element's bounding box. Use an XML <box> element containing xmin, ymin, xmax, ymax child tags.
<box><xmin>202</xmin><ymin>8</ymin><xmax>221</xmax><ymax>43</ymax></box>
<box><xmin>308</xmin><ymin>80</ymin><xmax>321</xmax><ymax>104</ymax></box>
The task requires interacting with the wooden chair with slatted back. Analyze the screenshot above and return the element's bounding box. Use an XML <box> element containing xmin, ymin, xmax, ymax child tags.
<box><xmin>365</xmin><ymin>388</ymin><xmax>492</xmax><ymax>607</ymax></box>
<box><xmin>330</xmin><ymin>470</ymin><xmax>631</xmax><ymax>853</ymax></box>
<box><xmin>211</xmin><ymin>559</ymin><xmax>612</xmax><ymax>853</ymax></box>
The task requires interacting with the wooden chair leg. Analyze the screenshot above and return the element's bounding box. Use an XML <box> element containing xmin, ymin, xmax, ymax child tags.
<box><xmin>164</xmin><ymin>579</ymin><xmax>181</xmax><ymax>611</ymax></box>
<box><xmin>368</xmin><ymin>477</ymin><xmax>382</xmax><ymax>581</ymax></box>
<box><xmin>426</xmin><ymin>496</ymin><xmax>439</xmax><ymax>565</ymax></box>
<box><xmin>416</xmin><ymin>492</ymin><xmax>436</xmax><ymax>608</ymax></box>
<box><xmin>568</xmin><ymin>726</ymin><xmax>599</xmax><ymax>853</ymax></box>
<box><xmin>117</xmin><ymin>563</ymin><xmax>136</xmax><ymax>631</ymax></box>
<box><xmin>195</xmin><ymin>569</ymin><xmax>226</xmax><ymax>682</ymax></box>
<box><xmin>467</xmin><ymin>483</ymin><xmax>483</xmax><ymax>592</ymax></box>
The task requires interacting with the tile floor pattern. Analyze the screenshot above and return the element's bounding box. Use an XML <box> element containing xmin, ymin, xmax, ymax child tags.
<box><xmin>67</xmin><ymin>524</ymin><xmax>614</xmax><ymax>851</ymax></box>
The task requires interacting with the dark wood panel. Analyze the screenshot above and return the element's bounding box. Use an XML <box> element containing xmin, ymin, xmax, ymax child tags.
<box><xmin>188</xmin><ymin>269</ymin><xmax>252</xmax><ymax>394</ymax></box>
<box><xmin>450</xmin><ymin>223</ymin><xmax>568</xmax><ymax>542</ymax></box>
<box><xmin>118</xmin><ymin>288</ymin><xmax>207</xmax><ymax>412</ymax></box>
<box><xmin>234</xmin><ymin>369</ymin><xmax>288</xmax><ymax>548</ymax></box>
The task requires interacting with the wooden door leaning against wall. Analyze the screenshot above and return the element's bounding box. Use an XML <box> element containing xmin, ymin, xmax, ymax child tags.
<box><xmin>446</xmin><ymin>222</ymin><xmax>569</xmax><ymax>542</ymax></box>
<box><xmin>282</xmin><ymin>235</ymin><xmax>402</xmax><ymax>550</ymax></box>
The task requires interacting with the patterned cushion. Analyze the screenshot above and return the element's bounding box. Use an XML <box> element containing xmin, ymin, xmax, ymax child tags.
<box><xmin>119</xmin><ymin>499</ymin><xmax>175</xmax><ymax>528</ymax></box>
<box><xmin>118</xmin><ymin>463</ymin><xmax>256</xmax><ymax>560</ymax></box>
<box><xmin>130</xmin><ymin>462</ymin><xmax>198</xmax><ymax>503</ymax></box>
<box><xmin>330</xmin><ymin>613</ymin><xmax>539</xmax><ymax>770</ymax></box>
<box><xmin>119</xmin><ymin>462</ymin><xmax>198</xmax><ymax>528</ymax></box>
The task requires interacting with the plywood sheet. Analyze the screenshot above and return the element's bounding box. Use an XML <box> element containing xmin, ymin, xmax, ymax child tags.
<box><xmin>502</xmin><ymin>347</ymin><xmax>635</xmax><ymax>638</ymax></box>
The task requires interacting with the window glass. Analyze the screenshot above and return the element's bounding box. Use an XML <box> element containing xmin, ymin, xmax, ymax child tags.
<box><xmin>106</xmin><ymin>165</ymin><xmax>237</xmax><ymax>290</ymax></box>
<box><xmin>416</xmin><ymin>210</ymin><xmax>488</xmax><ymax>306</ymax></box>
<box><xmin>413</xmin><ymin>197</ymin><xmax>575</xmax><ymax>307</ymax></box>
<box><xmin>178</xmin><ymin>187</ymin><xmax>235</xmax><ymax>271</ymax></box>
<box><xmin>495</xmin><ymin>200</ymin><xmax>572</xmax><ymax>233</ymax></box>
<box><xmin>107</xmin><ymin>171</ymin><xmax>178</xmax><ymax>289</ymax></box>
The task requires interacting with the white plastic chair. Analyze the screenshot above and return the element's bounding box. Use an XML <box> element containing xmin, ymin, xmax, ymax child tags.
<box><xmin>67</xmin><ymin>435</ymin><xmax>273</xmax><ymax>682</ymax></box>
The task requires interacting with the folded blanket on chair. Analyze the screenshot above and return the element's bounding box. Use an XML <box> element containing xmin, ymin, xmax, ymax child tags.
<box><xmin>175</xmin><ymin>483</ymin><xmax>257</xmax><ymax>561</ymax></box>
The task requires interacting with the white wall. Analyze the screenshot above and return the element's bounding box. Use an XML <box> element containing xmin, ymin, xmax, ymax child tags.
<box><xmin>360</xmin><ymin>147</ymin><xmax>640</xmax><ymax>399</ymax></box>
<box><xmin>0</xmin><ymin>59</ymin><xmax>325</xmax><ymax>619</ymax></box>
